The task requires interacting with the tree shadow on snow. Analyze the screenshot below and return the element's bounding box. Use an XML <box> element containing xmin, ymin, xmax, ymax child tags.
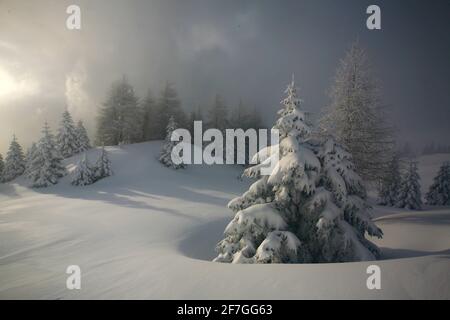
<box><xmin>177</xmin><ymin>217</ymin><xmax>229</xmax><ymax>261</ymax></box>
<box><xmin>29</xmin><ymin>174</ymin><xmax>237</xmax><ymax>221</ymax></box>
<box><xmin>375</xmin><ymin>211</ymin><xmax>450</xmax><ymax>226</ymax></box>
<box><xmin>31</xmin><ymin>184</ymin><xmax>204</xmax><ymax>221</ymax></box>
<box><xmin>0</xmin><ymin>183</ymin><xmax>20</xmax><ymax>198</ymax></box>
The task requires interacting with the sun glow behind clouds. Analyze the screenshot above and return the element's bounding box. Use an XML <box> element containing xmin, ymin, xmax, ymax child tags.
<box><xmin>0</xmin><ymin>67</ymin><xmax>39</xmax><ymax>100</ymax></box>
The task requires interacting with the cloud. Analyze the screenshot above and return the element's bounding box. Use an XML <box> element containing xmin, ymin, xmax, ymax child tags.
<box><xmin>181</xmin><ymin>24</ymin><xmax>233</xmax><ymax>57</ymax></box>
<box><xmin>0</xmin><ymin>0</ymin><xmax>449</xmax><ymax>154</ymax></box>
<box><xmin>65</xmin><ymin>60</ymin><xmax>95</xmax><ymax>121</ymax></box>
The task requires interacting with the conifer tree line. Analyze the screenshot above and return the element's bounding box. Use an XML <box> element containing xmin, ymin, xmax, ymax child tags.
<box><xmin>378</xmin><ymin>155</ymin><xmax>450</xmax><ymax>210</ymax></box>
<box><xmin>95</xmin><ymin>78</ymin><xmax>265</xmax><ymax>147</ymax></box>
<box><xmin>377</xmin><ymin>155</ymin><xmax>423</xmax><ymax>210</ymax></box>
<box><xmin>425</xmin><ymin>161</ymin><xmax>450</xmax><ymax>206</ymax></box>
<box><xmin>0</xmin><ymin>110</ymin><xmax>92</xmax><ymax>187</ymax></box>
<box><xmin>422</xmin><ymin>142</ymin><xmax>450</xmax><ymax>155</ymax></box>
<box><xmin>71</xmin><ymin>146</ymin><xmax>113</xmax><ymax>186</ymax></box>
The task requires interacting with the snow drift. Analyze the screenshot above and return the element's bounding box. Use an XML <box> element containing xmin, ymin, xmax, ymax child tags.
<box><xmin>0</xmin><ymin>142</ymin><xmax>449</xmax><ymax>299</ymax></box>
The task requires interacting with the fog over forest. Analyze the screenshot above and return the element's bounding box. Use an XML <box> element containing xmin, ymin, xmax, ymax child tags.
<box><xmin>0</xmin><ymin>0</ymin><xmax>449</xmax><ymax>154</ymax></box>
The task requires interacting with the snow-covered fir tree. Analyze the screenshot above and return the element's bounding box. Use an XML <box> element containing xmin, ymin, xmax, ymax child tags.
<box><xmin>159</xmin><ymin>116</ymin><xmax>185</xmax><ymax>169</ymax></box>
<box><xmin>154</xmin><ymin>82</ymin><xmax>187</xmax><ymax>140</ymax></box>
<box><xmin>228</xmin><ymin>100</ymin><xmax>265</xmax><ymax>165</ymax></box>
<box><xmin>206</xmin><ymin>94</ymin><xmax>229</xmax><ymax>131</ymax></box>
<box><xmin>96</xmin><ymin>76</ymin><xmax>143</xmax><ymax>145</ymax></box>
<box><xmin>0</xmin><ymin>153</ymin><xmax>4</xmax><ymax>181</ymax></box>
<box><xmin>230</xmin><ymin>99</ymin><xmax>252</xmax><ymax>130</ymax></box>
<box><xmin>378</xmin><ymin>154</ymin><xmax>402</xmax><ymax>206</ymax></box>
<box><xmin>426</xmin><ymin>161</ymin><xmax>450</xmax><ymax>206</ymax></box>
<box><xmin>141</xmin><ymin>89</ymin><xmax>157</xmax><ymax>141</ymax></box>
<box><xmin>28</xmin><ymin>122</ymin><xmax>66</xmax><ymax>188</ymax></box>
<box><xmin>396</xmin><ymin>160</ymin><xmax>422</xmax><ymax>210</ymax></box>
<box><xmin>319</xmin><ymin>42</ymin><xmax>394</xmax><ymax>182</ymax></box>
<box><xmin>188</xmin><ymin>106</ymin><xmax>203</xmax><ymax>137</ymax></box>
<box><xmin>1</xmin><ymin>135</ymin><xmax>26</xmax><ymax>182</ymax></box>
<box><xmin>71</xmin><ymin>153</ymin><xmax>95</xmax><ymax>186</ymax></box>
<box><xmin>93</xmin><ymin>146</ymin><xmax>113</xmax><ymax>181</ymax></box>
<box><xmin>24</xmin><ymin>143</ymin><xmax>37</xmax><ymax>179</ymax></box>
<box><xmin>57</xmin><ymin>110</ymin><xmax>80</xmax><ymax>158</ymax></box>
<box><xmin>76</xmin><ymin>120</ymin><xmax>91</xmax><ymax>152</ymax></box>
<box><xmin>214</xmin><ymin>76</ymin><xmax>382</xmax><ymax>264</ymax></box>
<box><xmin>247</xmin><ymin>106</ymin><xmax>264</xmax><ymax>131</ymax></box>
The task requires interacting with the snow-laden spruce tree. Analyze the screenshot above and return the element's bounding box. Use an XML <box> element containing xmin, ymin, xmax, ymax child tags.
<box><xmin>426</xmin><ymin>161</ymin><xmax>450</xmax><ymax>206</ymax></box>
<box><xmin>1</xmin><ymin>135</ymin><xmax>26</xmax><ymax>182</ymax></box>
<box><xmin>96</xmin><ymin>76</ymin><xmax>143</xmax><ymax>145</ymax></box>
<box><xmin>93</xmin><ymin>146</ymin><xmax>113</xmax><ymax>181</ymax></box>
<box><xmin>319</xmin><ymin>42</ymin><xmax>394</xmax><ymax>182</ymax></box>
<box><xmin>206</xmin><ymin>94</ymin><xmax>229</xmax><ymax>131</ymax></box>
<box><xmin>188</xmin><ymin>106</ymin><xmax>203</xmax><ymax>137</ymax></box>
<box><xmin>71</xmin><ymin>153</ymin><xmax>95</xmax><ymax>186</ymax></box>
<box><xmin>28</xmin><ymin>122</ymin><xmax>66</xmax><ymax>188</ymax></box>
<box><xmin>154</xmin><ymin>82</ymin><xmax>187</xmax><ymax>140</ymax></box>
<box><xmin>141</xmin><ymin>89</ymin><xmax>157</xmax><ymax>141</ymax></box>
<box><xmin>214</xmin><ymin>77</ymin><xmax>382</xmax><ymax>264</ymax></box>
<box><xmin>57</xmin><ymin>110</ymin><xmax>80</xmax><ymax>158</ymax></box>
<box><xmin>24</xmin><ymin>143</ymin><xmax>37</xmax><ymax>179</ymax></box>
<box><xmin>76</xmin><ymin>120</ymin><xmax>91</xmax><ymax>152</ymax></box>
<box><xmin>396</xmin><ymin>160</ymin><xmax>422</xmax><ymax>210</ymax></box>
<box><xmin>378</xmin><ymin>154</ymin><xmax>402</xmax><ymax>206</ymax></box>
<box><xmin>159</xmin><ymin>116</ymin><xmax>185</xmax><ymax>169</ymax></box>
<box><xmin>0</xmin><ymin>153</ymin><xmax>4</xmax><ymax>181</ymax></box>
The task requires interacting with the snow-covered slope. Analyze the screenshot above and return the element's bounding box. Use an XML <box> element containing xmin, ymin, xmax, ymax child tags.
<box><xmin>0</xmin><ymin>143</ymin><xmax>449</xmax><ymax>299</ymax></box>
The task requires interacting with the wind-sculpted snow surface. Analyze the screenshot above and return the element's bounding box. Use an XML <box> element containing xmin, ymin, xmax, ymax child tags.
<box><xmin>0</xmin><ymin>142</ymin><xmax>450</xmax><ymax>299</ymax></box>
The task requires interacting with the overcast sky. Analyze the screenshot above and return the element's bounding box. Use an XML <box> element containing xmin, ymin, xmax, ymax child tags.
<box><xmin>0</xmin><ymin>0</ymin><xmax>449</xmax><ymax>154</ymax></box>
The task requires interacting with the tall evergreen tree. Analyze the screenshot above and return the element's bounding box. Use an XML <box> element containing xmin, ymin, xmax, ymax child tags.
<box><xmin>29</xmin><ymin>122</ymin><xmax>66</xmax><ymax>188</ymax></box>
<box><xmin>396</xmin><ymin>160</ymin><xmax>422</xmax><ymax>210</ymax></box>
<box><xmin>76</xmin><ymin>120</ymin><xmax>91</xmax><ymax>152</ymax></box>
<box><xmin>426</xmin><ymin>161</ymin><xmax>450</xmax><ymax>206</ymax></box>
<box><xmin>248</xmin><ymin>106</ymin><xmax>264</xmax><ymax>130</ymax></box>
<box><xmin>93</xmin><ymin>146</ymin><xmax>113</xmax><ymax>181</ymax></box>
<box><xmin>71</xmin><ymin>153</ymin><xmax>95</xmax><ymax>186</ymax></box>
<box><xmin>57</xmin><ymin>110</ymin><xmax>80</xmax><ymax>158</ymax></box>
<box><xmin>319</xmin><ymin>43</ymin><xmax>394</xmax><ymax>182</ymax></box>
<box><xmin>188</xmin><ymin>106</ymin><xmax>203</xmax><ymax>137</ymax></box>
<box><xmin>141</xmin><ymin>89</ymin><xmax>157</xmax><ymax>141</ymax></box>
<box><xmin>1</xmin><ymin>135</ymin><xmax>26</xmax><ymax>182</ymax></box>
<box><xmin>378</xmin><ymin>154</ymin><xmax>402</xmax><ymax>206</ymax></box>
<box><xmin>0</xmin><ymin>153</ymin><xmax>4</xmax><ymax>181</ymax></box>
<box><xmin>228</xmin><ymin>101</ymin><xmax>265</xmax><ymax>165</ymax></box>
<box><xmin>159</xmin><ymin>116</ymin><xmax>185</xmax><ymax>169</ymax></box>
<box><xmin>154</xmin><ymin>82</ymin><xmax>187</xmax><ymax>139</ymax></box>
<box><xmin>230</xmin><ymin>99</ymin><xmax>251</xmax><ymax>130</ymax></box>
<box><xmin>213</xmin><ymin>77</ymin><xmax>382</xmax><ymax>264</ymax></box>
<box><xmin>24</xmin><ymin>143</ymin><xmax>37</xmax><ymax>179</ymax></box>
<box><xmin>96</xmin><ymin>76</ymin><xmax>142</xmax><ymax>145</ymax></box>
<box><xmin>206</xmin><ymin>94</ymin><xmax>229</xmax><ymax>131</ymax></box>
